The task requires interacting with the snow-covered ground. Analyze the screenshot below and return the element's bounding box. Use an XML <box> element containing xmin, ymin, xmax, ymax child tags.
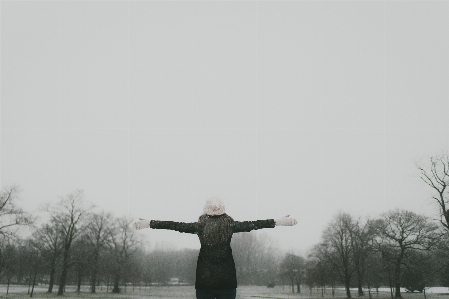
<box><xmin>337</xmin><ymin>287</ymin><xmax>449</xmax><ymax>294</ymax></box>
<box><xmin>422</xmin><ymin>287</ymin><xmax>449</xmax><ymax>294</ymax></box>
<box><xmin>0</xmin><ymin>285</ymin><xmax>448</xmax><ymax>299</ymax></box>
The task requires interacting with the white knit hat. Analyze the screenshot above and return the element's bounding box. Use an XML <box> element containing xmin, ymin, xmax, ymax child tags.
<box><xmin>203</xmin><ymin>197</ymin><xmax>225</xmax><ymax>216</ymax></box>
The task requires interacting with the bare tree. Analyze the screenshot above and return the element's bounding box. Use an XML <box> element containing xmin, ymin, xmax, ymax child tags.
<box><xmin>231</xmin><ymin>231</ymin><xmax>258</xmax><ymax>281</ymax></box>
<box><xmin>124</xmin><ymin>246</ymin><xmax>147</xmax><ymax>291</ymax></box>
<box><xmin>417</xmin><ymin>153</ymin><xmax>449</xmax><ymax>230</ymax></box>
<box><xmin>0</xmin><ymin>186</ymin><xmax>33</xmax><ymax>239</ymax></box>
<box><xmin>14</xmin><ymin>240</ymin><xmax>33</xmax><ymax>284</ymax></box>
<box><xmin>10</xmin><ymin>238</ymin><xmax>44</xmax><ymax>297</ymax></box>
<box><xmin>28</xmin><ymin>246</ymin><xmax>42</xmax><ymax>298</ymax></box>
<box><xmin>146</xmin><ymin>247</ymin><xmax>173</xmax><ymax>285</ymax></box>
<box><xmin>433</xmin><ymin>232</ymin><xmax>449</xmax><ymax>286</ymax></box>
<box><xmin>100</xmin><ymin>249</ymin><xmax>116</xmax><ymax>293</ymax></box>
<box><xmin>1</xmin><ymin>241</ymin><xmax>17</xmax><ymax>295</ymax></box>
<box><xmin>317</xmin><ymin>212</ymin><xmax>355</xmax><ymax>298</ymax></box>
<box><xmin>439</xmin><ymin>235</ymin><xmax>449</xmax><ymax>286</ymax></box>
<box><xmin>141</xmin><ymin>251</ymin><xmax>154</xmax><ymax>287</ymax></box>
<box><xmin>172</xmin><ymin>248</ymin><xmax>198</xmax><ymax>285</ymax></box>
<box><xmin>375</xmin><ymin>210</ymin><xmax>440</xmax><ymax>298</ymax></box>
<box><xmin>84</xmin><ymin>211</ymin><xmax>114</xmax><ymax>293</ymax></box>
<box><xmin>305</xmin><ymin>256</ymin><xmax>338</xmax><ymax>297</ymax></box>
<box><xmin>349</xmin><ymin>217</ymin><xmax>377</xmax><ymax>296</ymax></box>
<box><xmin>109</xmin><ymin>216</ymin><xmax>136</xmax><ymax>293</ymax></box>
<box><xmin>231</xmin><ymin>231</ymin><xmax>278</xmax><ymax>286</ymax></box>
<box><xmin>14</xmin><ymin>241</ymin><xmax>38</xmax><ymax>295</ymax></box>
<box><xmin>47</xmin><ymin>190</ymin><xmax>91</xmax><ymax>296</ymax></box>
<box><xmin>32</xmin><ymin>221</ymin><xmax>63</xmax><ymax>293</ymax></box>
<box><xmin>364</xmin><ymin>251</ymin><xmax>384</xmax><ymax>298</ymax></box>
<box><xmin>401</xmin><ymin>250</ymin><xmax>436</xmax><ymax>293</ymax></box>
<box><xmin>70</xmin><ymin>236</ymin><xmax>92</xmax><ymax>293</ymax></box>
<box><xmin>280</xmin><ymin>253</ymin><xmax>305</xmax><ymax>293</ymax></box>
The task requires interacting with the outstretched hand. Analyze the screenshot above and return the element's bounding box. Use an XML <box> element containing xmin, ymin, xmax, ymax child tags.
<box><xmin>275</xmin><ymin>215</ymin><xmax>297</xmax><ymax>226</ymax></box>
<box><xmin>133</xmin><ymin>218</ymin><xmax>151</xmax><ymax>230</ymax></box>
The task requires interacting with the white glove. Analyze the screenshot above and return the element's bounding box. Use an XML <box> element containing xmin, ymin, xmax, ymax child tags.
<box><xmin>275</xmin><ymin>215</ymin><xmax>297</xmax><ymax>226</ymax></box>
<box><xmin>133</xmin><ymin>218</ymin><xmax>151</xmax><ymax>230</ymax></box>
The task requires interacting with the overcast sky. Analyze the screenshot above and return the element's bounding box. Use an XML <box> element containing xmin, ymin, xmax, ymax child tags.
<box><xmin>1</xmin><ymin>1</ymin><xmax>449</xmax><ymax>253</ymax></box>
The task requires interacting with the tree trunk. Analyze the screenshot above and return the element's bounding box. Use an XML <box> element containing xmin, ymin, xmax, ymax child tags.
<box><xmin>57</xmin><ymin>248</ymin><xmax>70</xmax><ymax>295</ymax></box>
<box><xmin>30</xmin><ymin>268</ymin><xmax>37</xmax><ymax>297</ymax></box>
<box><xmin>57</xmin><ymin>266</ymin><xmax>68</xmax><ymax>295</ymax></box>
<box><xmin>354</xmin><ymin>255</ymin><xmax>365</xmax><ymax>297</ymax></box>
<box><xmin>91</xmin><ymin>267</ymin><xmax>98</xmax><ymax>293</ymax></box>
<box><xmin>112</xmin><ymin>273</ymin><xmax>120</xmax><ymax>293</ymax></box>
<box><xmin>296</xmin><ymin>276</ymin><xmax>301</xmax><ymax>293</ymax></box>
<box><xmin>345</xmin><ymin>276</ymin><xmax>352</xmax><ymax>299</ymax></box>
<box><xmin>7</xmin><ymin>277</ymin><xmax>11</xmax><ymax>295</ymax></box>
<box><xmin>90</xmin><ymin>249</ymin><xmax>99</xmax><ymax>293</ymax></box>
<box><xmin>77</xmin><ymin>270</ymin><xmax>82</xmax><ymax>293</ymax></box>
<box><xmin>28</xmin><ymin>273</ymin><xmax>32</xmax><ymax>294</ymax></box>
<box><xmin>48</xmin><ymin>256</ymin><xmax>56</xmax><ymax>293</ymax></box>
<box><xmin>393</xmin><ymin>248</ymin><xmax>405</xmax><ymax>298</ymax></box>
<box><xmin>394</xmin><ymin>282</ymin><xmax>402</xmax><ymax>298</ymax></box>
<box><xmin>357</xmin><ymin>279</ymin><xmax>364</xmax><ymax>296</ymax></box>
<box><xmin>394</xmin><ymin>259</ymin><xmax>402</xmax><ymax>298</ymax></box>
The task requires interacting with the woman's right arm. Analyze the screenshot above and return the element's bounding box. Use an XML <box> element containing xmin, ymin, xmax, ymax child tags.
<box><xmin>150</xmin><ymin>220</ymin><xmax>198</xmax><ymax>234</ymax></box>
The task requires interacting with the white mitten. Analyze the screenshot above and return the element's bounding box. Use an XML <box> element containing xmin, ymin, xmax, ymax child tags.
<box><xmin>275</xmin><ymin>215</ymin><xmax>297</xmax><ymax>226</ymax></box>
<box><xmin>133</xmin><ymin>218</ymin><xmax>151</xmax><ymax>230</ymax></box>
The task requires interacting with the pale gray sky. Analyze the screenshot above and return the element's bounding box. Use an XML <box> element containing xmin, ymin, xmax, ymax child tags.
<box><xmin>1</xmin><ymin>1</ymin><xmax>449</xmax><ymax>252</ymax></box>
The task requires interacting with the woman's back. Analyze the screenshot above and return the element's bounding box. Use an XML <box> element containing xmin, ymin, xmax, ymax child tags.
<box><xmin>195</xmin><ymin>214</ymin><xmax>237</xmax><ymax>290</ymax></box>
<box><xmin>197</xmin><ymin>213</ymin><xmax>234</xmax><ymax>246</ymax></box>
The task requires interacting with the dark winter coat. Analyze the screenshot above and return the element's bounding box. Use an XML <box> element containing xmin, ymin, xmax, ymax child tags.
<box><xmin>150</xmin><ymin>214</ymin><xmax>275</xmax><ymax>290</ymax></box>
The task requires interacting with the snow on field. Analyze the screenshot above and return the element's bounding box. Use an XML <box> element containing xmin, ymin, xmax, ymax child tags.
<box><xmin>0</xmin><ymin>285</ymin><xmax>448</xmax><ymax>299</ymax></box>
<box><xmin>335</xmin><ymin>287</ymin><xmax>449</xmax><ymax>294</ymax></box>
<box><xmin>421</xmin><ymin>287</ymin><xmax>449</xmax><ymax>294</ymax></box>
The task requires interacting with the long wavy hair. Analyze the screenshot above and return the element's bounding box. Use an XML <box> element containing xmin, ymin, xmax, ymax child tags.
<box><xmin>198</xmin><ymin>213</ymin><xmax>234</xmax><ymax>246</ymax></box>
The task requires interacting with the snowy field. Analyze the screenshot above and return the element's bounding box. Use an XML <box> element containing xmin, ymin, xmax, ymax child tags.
<box><xmin>0</xmin><ymin>285</ymin><xmax>448</xmax><ymax>299</ymax></box>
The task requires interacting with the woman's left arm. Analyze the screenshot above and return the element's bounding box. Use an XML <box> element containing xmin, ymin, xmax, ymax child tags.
<box><xmin>232</xmin><ymin>215</ymin><xmax>297</xmax><ymax>233</ymax></box>
<box><xmin>232</xmin><ymin>219</ymin><xmax>276</xmax><ymax>233</ymax></box>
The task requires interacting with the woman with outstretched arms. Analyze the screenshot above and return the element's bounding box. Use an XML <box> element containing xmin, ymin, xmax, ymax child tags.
<box><xmin>133</xmin><ymin>197</ymin><xmax>297</xmax><ymax>299</ymax></box>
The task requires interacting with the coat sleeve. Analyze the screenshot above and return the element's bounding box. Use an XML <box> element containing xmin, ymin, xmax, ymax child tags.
<box><xmin>150</xmin><ymin>220</ymin><xmax>199</xmax><ymax>234</ymax></box>
<box><xmin>232</xmin><ymin>219</ymin><xmax>275</xmax><ymax>233</ymax></box>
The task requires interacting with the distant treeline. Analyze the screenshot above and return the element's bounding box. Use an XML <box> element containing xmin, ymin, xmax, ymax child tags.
<box><xmin>0</xmin><ymin>153</ymin><xmax>448</xmax><ymax>298</ymax></box>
